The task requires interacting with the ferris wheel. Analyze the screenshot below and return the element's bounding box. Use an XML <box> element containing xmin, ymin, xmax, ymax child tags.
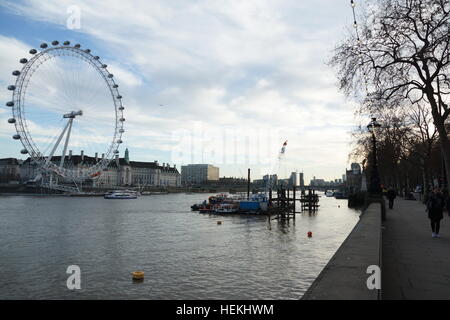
<box><xmin>6</xmin><ymin>40</ymin><xmax>125</xmax><ymax>184</ymax></box>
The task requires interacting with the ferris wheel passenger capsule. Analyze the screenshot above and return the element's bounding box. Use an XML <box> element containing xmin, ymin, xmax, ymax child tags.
<box><xmin>12</xmin><ymin>70</ymin><xmax>20</xmax><ymax>76</ymax></box>
<box><xmin>63</xmin><ymin>41</ymin><xmax>70</xmax><ymax>45</ymax></box>
<box><xmin>8</xmin><ymin>118</ymin><xmax>16</xmax><ymax>124</ymax></box>
<box><xmin>117</xmin><ymin>95</ymin><xmax>122</xmax><ymax>99</ymax></box>
<box><xmin>119</xmin><ymin>106</ymin><xmax>124</xmax><ymax>110</ymax></box>
<box><xmin>74</xmin><ymin>44</ymin><xmax>81</xmax><ymax>48</ymax></box>
<box><xmin>51</xmin><ymin>40</ymin><xmax>59</xmax><ymax>46</ymax></box>
<box><xmin>20</xmin><ymin>149</ymin><xmax>28</xmax><ymax>154</ymax></box>
<box><xmin>8</xmin><ymin>85</ymin><xmax>16</xmax><ymax>90</ymax></box>
<box><xmin>108</xmin><ymin>74</ymin><xmax>113</xmax><ymax>78</ymax></box>
<box><xmin>13</xmin><ymin>134</ymin><xmax>20</xmax><ymax>140</ymax></box>
<box><xmin>101</xmin><ymin>64</ymin><xmax>107</xmax><ymax>68</ymax></box>
<box><xmin>120</xmin><ymin>117</ymin><xmax>125</xmax><ymax>122</ymax></box>
<box><xmin>40</xmin><ymin>43</ymin><xmax>48</xmax><ymax>48</ymax></box>
<box><xmin>84</xmin><ymin>49</ymin><xmax>91</xmax><ymax>53</ymax></box>
<box><xmin>29</xmin><ymin>49</ymin><xmax>37</xmax><ymax>54</ymax></box>
<box><xmin>20</xmin><ymin>58</ymin><xmax>28</xmax><ymax>64</ymax></box>
<box><xmin>113</xmin><ymin>84</ymin><xmax>118</xmax><ymax>88</ymax></box>
<box><xmin>119</xmin><ymin>128</ymin><xmax>125</xmax><ymax>133</ymax></box>
<box><xmin>6</xmin><ymin>101</ymin><xmax>14</xmax><ymax>107</ymax></box>
<box><xmin>94</xmin><ymin>56</ymin><xmax>100</xmax><ymax>60</ymax></box>
<box><xmin>117</xmin><ymin>139</ymin><xmax>123</xmax><ymax>144</ymax></box>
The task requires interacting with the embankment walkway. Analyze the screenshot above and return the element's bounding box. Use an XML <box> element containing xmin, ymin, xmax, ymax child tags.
<box><xmin>302</xmin><ymin>197</ymin><xmax>450</xmax><ymax>300</ymax></box>
<box><xmin>382</xmin><ymin>198</ymin><xmax>450</xmax><ymax>299</ymax></box>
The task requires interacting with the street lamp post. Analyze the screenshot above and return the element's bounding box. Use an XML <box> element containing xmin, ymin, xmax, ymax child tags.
<box><xmin>367</xmin><ymin>117</ymin><xmax>382</xmax><ymax>196</ymax></box>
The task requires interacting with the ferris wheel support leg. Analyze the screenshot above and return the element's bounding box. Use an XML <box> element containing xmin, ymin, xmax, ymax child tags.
<box><xmin>60</xmin><ymin>118</ymin><xmax>74</xmax><ymax>168</ymax></box>
<box><xmin>72</xmin><ymin>179</ymin><xmax>81</xmax><ymax>193</ymax></box>
<box><xmin>46</xmin><ymin>119</ymin><xmax>71</xmax><ymax>165</ymax></box>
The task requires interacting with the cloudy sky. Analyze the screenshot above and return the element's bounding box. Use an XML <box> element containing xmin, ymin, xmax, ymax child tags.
<box><xmin>0</xmin><ymin>0</ymin><xmax>359</xmax><ymax>182</ymax></box>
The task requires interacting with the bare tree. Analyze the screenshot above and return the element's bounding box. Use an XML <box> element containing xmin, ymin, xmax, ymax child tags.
<box><xmin>349</xmin><ymin>102</ymin><xmax>441</xmax><ymax>198</ymax></box>
<box><xmin>350</xmin><ymin>108</ymin><xmax>411</xmax><ymax>191</ymax></box>
<box><xmin>332</xmin><ymin>0</ymin><xmax>450</xmax><ymax>193</ymax></box>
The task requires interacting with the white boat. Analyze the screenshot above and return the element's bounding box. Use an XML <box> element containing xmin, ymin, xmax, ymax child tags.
<box><xmin>104</xmin><ymin>190</ymin><xmax>138</xmax><ymax>199</ymax></box>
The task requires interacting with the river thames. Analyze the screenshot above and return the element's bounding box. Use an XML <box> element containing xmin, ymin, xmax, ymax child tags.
<box><xmin>0</xmin><ymin>192</ymin><xmax>360</xmax><ymax>299</ymax></box>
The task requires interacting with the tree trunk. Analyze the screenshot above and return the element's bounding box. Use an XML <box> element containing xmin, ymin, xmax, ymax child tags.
<box><xmin>395</xmin><ymin>174</ymin><xmax>404</xmax><ymax>197</ymax></box>
<box><xmin>440</xmin><ymin>140</ymin><xmax>450</xmax><ymax>194</ymax></box>
<box><xmin>406</xmin><ymin>171</ymin><xmax>410</xmax><ymax>194</ymax></box>
<box><xmin>425</xmin><ymin>90</ymin><xmax>450</xmax><ymax>196</ymax></box>
<box><xmin>422</xmin><ymin>166</ymin><xmax>429</xmax><ymax>204</ymax></box>
<box><xmin>434</xmin><ymin>121</ymin><xmax>450</xmax><ymax>196</ymax></box>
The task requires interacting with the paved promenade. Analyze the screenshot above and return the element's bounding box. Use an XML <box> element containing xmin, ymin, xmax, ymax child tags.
<box><xmin>382</xmin><ymin>198</ymin><xmax>450</xmax><ymax>299</ymax></box>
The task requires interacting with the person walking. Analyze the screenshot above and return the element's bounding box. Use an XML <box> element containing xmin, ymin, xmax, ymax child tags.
<box><xmin>387</xmin><ymin>187</ymin><xmax>397</xmax><ymax>209</ymax></box>
<box><xmin>427</xmin><ymin>188</ymin><xmax>445</xmax><ymax>238</ymax></box>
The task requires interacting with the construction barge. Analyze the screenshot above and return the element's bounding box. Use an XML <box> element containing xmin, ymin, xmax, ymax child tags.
<box><xmin>191</xmin><ymin>187</ymin><xmax>320</xmax><ymax>218</ymax></box>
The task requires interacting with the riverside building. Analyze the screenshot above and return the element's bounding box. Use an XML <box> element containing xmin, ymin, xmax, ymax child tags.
<box><xmin>181</xmin><ymin>164</ymin><xmax>219</xmax><ymax>185</ymax></box>
<box><xmin>0</xmin><ymin>148</ymin><xmax>181</xmax><ymax>187</ymax></box>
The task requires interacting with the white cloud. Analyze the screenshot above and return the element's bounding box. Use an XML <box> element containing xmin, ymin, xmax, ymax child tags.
<box><xmin>107</xmin><ymin>63</ymin><xmax>142</xmax><ymax>87</ymax></box>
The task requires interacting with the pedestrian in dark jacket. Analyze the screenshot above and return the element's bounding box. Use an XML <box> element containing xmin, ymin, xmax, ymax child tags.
<box><xmin>387</xmin><ymin>187</ymin><xmax>397</xmax><ymax>209</ymax></box>
<box><xmin>427</xmin><ymin>188</ymin><xmax>445</xmax><ymax>238</ymax></box>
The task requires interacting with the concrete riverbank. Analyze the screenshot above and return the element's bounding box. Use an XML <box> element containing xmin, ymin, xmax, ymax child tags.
<box><xmin>301</xmin><ymin>202</ymin><xmax>382</xmax><ymax>300</ymax></box>
<box><xmin>0</xmin><ymin>183</ymin><xmax>252</xmax><ymax>195</ymax></box>
<box><xmin>302</xmin><ymin>198</ymin><xmax>450</xmax><ymax>300</ymax></box>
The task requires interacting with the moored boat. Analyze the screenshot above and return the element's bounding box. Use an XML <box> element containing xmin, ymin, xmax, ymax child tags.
<box><xmin>104</xmin><ymin>190</ymin><xmax>138</xmax><ymax>199</ymax></box>
<box><xmin>198</xmin><ymin>206</ymin><xmax>214</xmax><ymax>214</ymax></box>
<box><xmin>334</xmin><ymin>191</ymin><xmax>348</xmax><ymax>199</ymax></box>
<box><xmin>191</xmin><ymin>192</ymin><xmax>269</xmax><ymax>214</ymax></box>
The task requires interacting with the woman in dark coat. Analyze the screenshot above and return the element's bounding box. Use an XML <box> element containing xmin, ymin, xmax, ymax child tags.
<box><xmin>427</xmin><ymin>188</ymin><xmax>445</xmax><ymax>238</ymax></box>
<box><xmin>387</xmin><ymin>187</ymin><xmax>397</xmax><ymax>209</ymax></box>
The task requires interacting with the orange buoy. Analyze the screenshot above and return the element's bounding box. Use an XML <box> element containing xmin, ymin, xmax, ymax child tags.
<box><xmin>131</xmin><ymin>271</ymin><xmax>144</xmax><ymax>281</ymax></box>
<box><xmin>307</xmin><ymin>231</ymin><xmax>313</xmax><ymax>238</ymax></box>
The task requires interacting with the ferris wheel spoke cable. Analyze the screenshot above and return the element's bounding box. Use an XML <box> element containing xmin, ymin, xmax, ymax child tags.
<box><xmin>28</xmin><ymin>55</ymin><xmax>69</xmax><ymax>117</ymax></box>
<box><xmin>39</xmin><ymin>54</ymin><xmax>99</xmax><ymax>158</ymax></box>
<box><xmin>82</xmin><ymin>72</ymin><xmax>108</xmax><ymax>115</ymax></box>
<box><xmin>25</xmin><ymin>65</ymin><xmax>69</xmax><ymax>153</ymax></box>
<box><xmin>47</xmin><ymin>53</ymin><xmax>74</xmax><ymax>111</ymax></box>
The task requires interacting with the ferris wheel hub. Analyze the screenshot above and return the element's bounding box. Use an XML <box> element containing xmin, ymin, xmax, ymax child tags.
<box><xmin>63</xmin><ymin>110</ymin><xmax>83</xmax><ymax>118</ymax></box>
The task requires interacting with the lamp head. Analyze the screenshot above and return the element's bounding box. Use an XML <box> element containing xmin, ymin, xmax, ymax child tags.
<box><xmin>367</xmin><ymin>117</ymin><xmax>381</xmax><ymax>134</ymax></box>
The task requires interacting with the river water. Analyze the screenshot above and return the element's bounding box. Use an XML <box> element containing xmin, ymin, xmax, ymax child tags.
<box><xmin>0</xmin><ymin>192</ymin><xmax>360</xmax><ymax>299</ymax></box>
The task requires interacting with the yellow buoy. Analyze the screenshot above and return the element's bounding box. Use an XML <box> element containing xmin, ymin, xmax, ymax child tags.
<box><xmin>131</xmin><ymin>271</ymin><xmax>144</xmax><ymax>281</ymax></box>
